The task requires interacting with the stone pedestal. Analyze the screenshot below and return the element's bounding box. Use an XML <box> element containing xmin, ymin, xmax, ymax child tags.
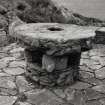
<box><xmin>10</xmin><ymin>23</ymin><xmax>95</xmax><ymax>87</ymax></box>
<box><xmin>25</xmin><ymin>48</ymin><xmax>81</xmax><ymax>87</ymax></box>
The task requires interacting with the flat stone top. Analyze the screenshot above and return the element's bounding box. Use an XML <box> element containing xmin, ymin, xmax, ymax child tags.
<box><xmin>13</xmin><ymin>23</ymin><xmax>97</xmax><ymax>42</ymax></box>
<box><xmin>96</xmin><ymin>27</ymin><xmax>105</xmax><ymax>33</ymax></box>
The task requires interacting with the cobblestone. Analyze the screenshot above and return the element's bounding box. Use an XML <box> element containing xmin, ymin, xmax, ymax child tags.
<box><xmin>3</xmin><ymin>67</ymin><xmax>25</xmax><ymax>75</ymax></box>
<box><xmin>95</xmin><ymin>67</ymin><xmax>105</xmax><ymax>79</ymax></box>
<box><xmin>0</xmin><ymin>43</ymin><xmax>105</xmax><ymax>105</ymax></box>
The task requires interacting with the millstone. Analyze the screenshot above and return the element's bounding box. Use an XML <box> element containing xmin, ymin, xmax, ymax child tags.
<box><xmin>10</xmin><ymin>23</ymin><xmax>96</xmax><ymax>87</ymax></box>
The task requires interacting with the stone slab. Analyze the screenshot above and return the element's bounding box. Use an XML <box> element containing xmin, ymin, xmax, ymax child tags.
<box><xmin>95</xmin><ymin>27</ymin><xmax>105</xmax><ymax>44</ymax></box>
<box><xmin>11</xmin><ymin>23</ymin><xmax>97</xmax><ymax>51</ymax></box>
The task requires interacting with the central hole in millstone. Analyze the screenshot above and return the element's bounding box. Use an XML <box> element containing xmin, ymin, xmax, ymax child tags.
<box><xmin>48</xmin><ymin>27</ymin><xmax>63</xmax><ymax>31</ymax></box>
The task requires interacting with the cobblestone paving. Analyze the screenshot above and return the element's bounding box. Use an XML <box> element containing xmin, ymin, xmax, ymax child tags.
<box><xmin>1</xmin><ymin>43</ymin><xmax>105</xmax><ymax>105</ymax></box>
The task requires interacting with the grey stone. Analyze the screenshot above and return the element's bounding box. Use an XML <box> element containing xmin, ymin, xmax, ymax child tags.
<box><xmin>99</xmin><ymin>98</ymin><xmax>105</xmax><ymax>105</ymax></box>
<box><xmin>16</xmin><ymin>76</ymin><xmax>34</xmax><ymax>92</ymax></box>
<box><xmin>0</xmin><ymin>57</ymin><xmax>16</xmax><ymax>69</ymax></box>
<box><xmin>80</xmin><ymin>59</ymin><xmax>85</xmax><ymax>66</ymax></box>
<box><xmin>95</xmin><ymin>67</ymin><xmax>105</xmax><ymax>79</ymax></box>
<box><xmin>57</xmin><ymin>70</ymin><xmax>74</xmax><ymax>86</ymax></box>
<box><xmin>81</xmin><ymin>51</ymin><xmax>89</xmax><ymax>59</ymax></box>
<box><xmin>10</xmin><ymin>47</ymin><xmax>24</xmax><ymax>53</ymax></box>
<box><xmin>80</xmin><ymin>59</ymin><xmax>101</xmax><ymax>69</ymax></box>
<box><xmin>9</xmin><ymin>61</ymin><xmax>26</xmax><ymax>68</ymax></box>
<box><xmin>86</xmin><ymin>100</ymin><xmax>102</xmax><ymax>105</ymax></box>
<box><xmin>0</xmin><ymin>76</ymin><xmax>16</xmax><ymax>89</ymax></box>
<box><xmin>25</xmin><ymin>89</ymin><xmax>63</xmax><ymax>105</ymax></box>
<box><xmin>80</xmin><ymin>71</ymin><xmax>94</xmax><ymax>79</ymax></box>
<box><xmin>81</xmin><ymin>58</ymin><xmax>102</xmax><ymax>70</ymax></box>
<box><xmin>0</xmin><ymin>5</ymin><xmax>7</xmax><ymax>14</ymax></box>
<box><xmin>0</xmin><ymin>87</ymin><xmax>17</xmax><ymax>96</ymax></box>
<box><xmin>80</xmin><ymin>71</ymin><xmax>94</xmax><ymax>81</ymax></box>
<box><xmin>42</xmin><ymin>55</ymin><xmax>55</xmax><ymax>72</ymax></box>
<box><xmin>64</xmin><ymin>88</ymin><xmax>76</xmax><ymax>101</ymax></box>
<box><xmin>0</xmin><ymin>59</ymin><xmax>8</xmax><ymax>69</ymax></box>
<box><xmin>98</xmin><ymin>58</ymin><xmax>105</xmax><ymax>66</ymax></box>
<box><xmin>65</xmin><ymin>89</ymin><xmax>86</xmax><ymax>105</ymax></box>
<box><xmin>92</xmin><ymin>85</ymin><xmax>105</xmax><ymax>93</ymax></box>
<box><xmin>0</xmin><ymin>53</ymin><xmax>8</xmax><ymax>59</ymax></box>
<box><xmin>39</xmin><ymin>76</ymin><xmax>54</xmax><ymax>86</ymax></box>
<box><xmin>15</xmin><ymin>102</ymin><xmax>32</xmax><ymax>105</ymax></box>
<box><xmin>12</xmin><ymin>52</ymin><xmax>24</xmax><ymax>59</ymax></box>
<box><xmin>0</xmin><ymin>76</ymin><xmax>17</xmax><ymax>95</ymax></box>
<box><xmin>2</xmin><ymin>43</ymin><xmax>17</xmax><ymax>52</ymax></box>
<box><xmin>89</xmin><ymin>64</ymin><xmax>102</xmax><ymax>70</ymax></box>
<box><xmin>0</xmin><ymin>96</ymin><xmax>17</xmax><ymax>105</ymax></box>
<box><xmin>2</xmin><ymin>57</ymin><xmax>16</xmax><ymax>62</ymax></box>
<box><xmin>84</xmin><ymin>88</ymin><xmax>105</xmax><ymax>100</ymax></box>
<box><xmin>3</xmin><ymin>67</ymin><xmax>25</xmax><ymax>75</ymax></box>
<box><xmin>89</xmin><ymin>50</ymin><xmax>97</xmax><ymax>56</ymax></box>
<box><xmin>82</xmin><ymin>77</ymin><xmax>102</xmax><ymax>86</ymax></box>
<box><xmin>10</xmin><ymin>23</ymin><xmax>95</xmax><ymax>49</ymax></box>
<box><xmin>79</xmin><ymin>65</ymin><xmax>93</xmax><ymax>72</ymax></box>
<box><xmin>53</xmin><ymin>89</ymin><xmax>66</xmax><ymax>99</ymax></box>
<box><xmin>0</xmin><ymin>72</ymin><xmax>11</xmax><ymax>76</ymax></box>
<box><xmin>70</xmin><ymin>81</ymin><xmax>91</xmax><ymax>90</ymax></box>
<box><xmin>90</xmin><ymin>56</ymin><xmax>101</xmax><ymax>61</ymax></box>
<box><xmin>95</xmin><ymin>27</ymin><xmax>105</xmax><ymax>44</ymax></box>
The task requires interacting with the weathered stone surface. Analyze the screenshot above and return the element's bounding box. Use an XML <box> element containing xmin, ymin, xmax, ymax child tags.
<box><xmin>16</xmin><ymin>76</ymin><xmax>34</xmax><ymax>92</ymax></box>
<box><xmin>2</xmin><ymin>43</ymin><xmax>17</xmax><ymax>52</ymax></box>
<box><xmin>9</xmin><ymin>60</ymin><xmax>26</xmax><ymax>68</ymax></box>
<box><xmin>42</xmin><ymin>54</ymin><xmax>68</xmax><ymax>72</ymax></box>
<box><xmin>80</xmin><ymin>58</ymin><xmax>102</xmax><ymax>70</ymax></box>
<box><xmin>95</xmin><ymin>67</ymin><xmax>105</xmax><ymax>79</ymax></box>
<box><xmin>81</xmin><ymin>77</ymin><xmax>102</xmax><ymax>86</ymax></box>
<box><xmin>53</xmin><ymin>89</ymin><xmax>66</xmax><ymax>99</ymax></box>
<box><xmin>0</xmin><ymin>31</ymin><xmax>8</xmax><ymax>47</ymax></box>
<box><xmin>70</xmin><ymin>81</ymin><xmax>91</xmax><ymax>90</ymax></box>
<box><xmin>25</xmin><ymin>89</ymin><xmax>63</xmax><ymax>105</ymax></box>
<box><xmin>0</xmin><ymin>76</ymin><xmax>16</xmax><ymax>88</ymax></box>
<box><xmin>95</xmin><ymin>27</ymin><xmax>105</xmax><ymax>44</ymax></box>
<box><xmin>2</xmin><ymin>57</ymin><xmax>16</xmax><ymax>62</ymax></box>
<box><xmin>81</xmin><ymin>51</ymin><xmax>89</xmax><ymax>59</ymax></box>
<box><xmin>65</xmin><ymin>90</ymin><xmax>86</xmax><ymax>105</ymax></box>
<box><xmin>10</xmin><ymin>47</ymin><xmax>24</xmax><ymax>53</ymax></box>
<box><xmin>10</xmin><ymin>47</ymin><xmax>25</xmax><ymax>59</ymax></box>
<box><xmin>0</xmin><ymin>5</ymin><xmax>7</xmax><ymax>14</ymax></box>
<box><xmin>80</xmin><ymin>71</ymin><xmax>94</xmax><ymax>80</ymax></box>
<box><xmin>10</xmin><ymin>22</ymin><xmax>96</xmax><ymax>87</ymax></box>
<box><xmin>0</xmin><ymin>76</ymin><xmax>17</xmax><ymax>95</ymax></box>
<box><xmin>11</xmin><ymin>23</ymin><xmax>95</xmax><ymax>51</ymax></box>
<box><xmin>84</xmin><ymin>88</ymin><xmax>105</xmax><ymax>100</ymax></box>
<box><xmin>92</xmin><ymin>85</ymin><xmax>105</xmax><ymax>93</ymax></box>
<box><xmin>0</xmin><ymin>57</ymin><xmax>16</xmax><ymax>69</ymax></box>
<box><xmin>26</xmin><ymin>53</ymin><xmax>80</xmax><ymax>86</ymax></box>
<box><xmin>12</xmin><ymin>52</ymin><xmax>24</xmax><ymax>59</ymax></box>
<box><xmin>0</xmin><ymin>52</ymin><xmax>8</xmax><ymax>59</ymax></box>
<box><xmin>0</xmin><ymin>87</ymin><xmax>17</xmax><ymax>96</ymax></box>
<box><xmin>0</xmin><ymin>96</ymin><xmax>17</xmax><ymax>105</ymax></box>
<box><xmin>42</xmin><ymin>55</ymin><xmax>55</xmax><ymax>72</ymax></box>
<box><xmin>3</xmin><ymin>67</ymin><xmax>25</xmax><ymax>75</ymax></box>
<box><xmin>0</xmin><ymin>72</ymin><xmax>11</xmax><ymax>77</ymax></box>
<box><xmin>15</xmin><ymin>102</ymin><xmax>32</xmax><ymax>105</ymax></box>
<box><xmin>89</xmin><ymin>64</ymin><xmax>102</xmax><ymax>70</ymax></box>
<box><xmin>0</xmin><ymin>60</ymin><xmax>7</xmax><ymax>69</ymax></box>
<box><xmin>79</xmin><ymin>65</ymin><xmax>93</xmax><ymax>72</ymax></box>
<box><xmin>99</xmin><ymin>98</ymin><xmax>105</xmax><ymax>105</ymax></box>
<box><xmin>86</xmin><ymin>100</ymin><xmax>102</xmax><ymax>105</ymax></box>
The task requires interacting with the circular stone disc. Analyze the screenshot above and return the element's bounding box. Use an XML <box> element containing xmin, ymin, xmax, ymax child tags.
<box><xmin>13</xmin><ymin>23</ymin><xmax>97</xmax><ymax>42</ymax></box>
